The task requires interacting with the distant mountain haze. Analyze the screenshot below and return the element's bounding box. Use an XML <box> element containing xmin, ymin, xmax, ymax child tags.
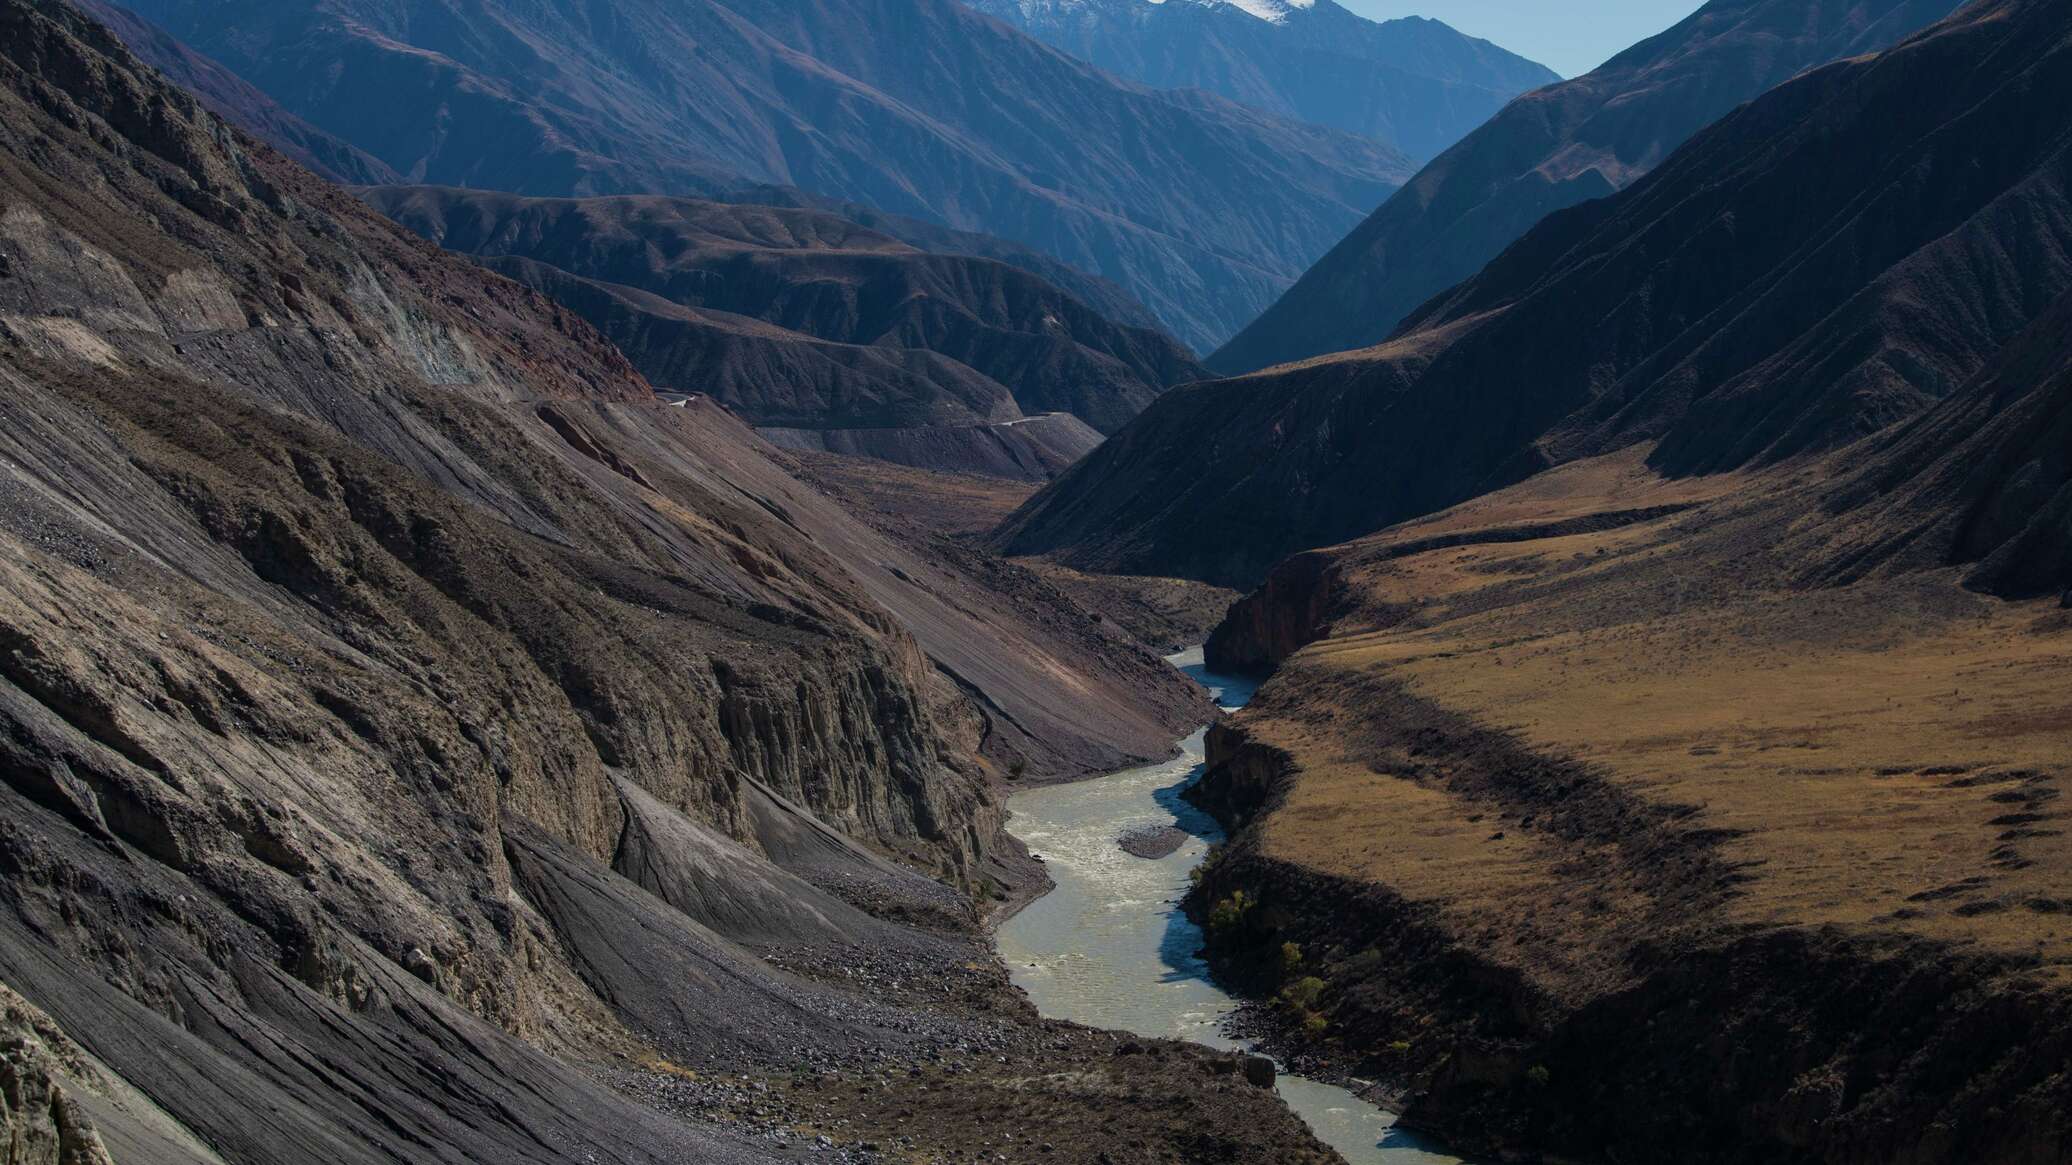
<box><xmin>108</xmin><ymin>0</ymin><xmax>1414</xmax><ymax>352</ymax></box>
<box><xmin>963</xmin><ymin>0</ymin><xmax>1559</xmax><ymax>161</ymax></box>
<box><xmin>1212</xmin><ymin>0</ymin><xmax>1966</xmax><ymax>374</ymax></box>
<box><xmin>1000</xmin><ymin>0</ymin><xmax>2072</xmax><ymax>586</ymax></box>
<box><xmin>1343</xmin><ymin>0</ymin><xmax>1707</xmax><ymax>76</ymax></box>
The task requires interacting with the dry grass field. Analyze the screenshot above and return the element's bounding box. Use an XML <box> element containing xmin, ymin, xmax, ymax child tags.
<box><xmin>1228</xmin><ymin>446</ymin><xmax>2072</xmax><ymax>1007</ymax></box>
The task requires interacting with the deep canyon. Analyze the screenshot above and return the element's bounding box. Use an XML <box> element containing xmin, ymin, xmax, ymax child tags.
<box><xmin>5</xmin><ymin>0</ymin><xmax>2071</xmax><ymax>1163</ymax></box>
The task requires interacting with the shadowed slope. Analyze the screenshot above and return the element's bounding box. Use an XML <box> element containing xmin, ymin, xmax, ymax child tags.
<box><xmin>364</xmin><ymin>186</ymin><xmax>1204</xmax><ymax>436</ymax></box>
<box><xmin>111</xmin><ymin>0</ymin><xmax>1412</xmax><ymax>351</ymax></box>
<box><xmin>1213</xmin><ymin>0</ymin><xmax>1963</xmax><ymax>374</ymax></box>
<box><xmin>1001</xmin><ymin>0</ymin><xmax>2072</xmax><ymax>586</ymax></box>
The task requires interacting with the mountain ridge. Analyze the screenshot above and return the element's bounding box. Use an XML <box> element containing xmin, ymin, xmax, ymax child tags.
<box><xmin>1211</xmin><ymin>0</ymin><xmax>1966</xmax><ymax>374</ymax></box>
<box><xmin>110</xmin><ymin>0</ymin><xmax>1414</xmax><ymax>351</ymax></box>
<box><xmin>964</xmin><ymin>0</ymin><xmax>1558</xmax><ymax>162</ymax></box>
<box><xmin>999</xmin><ymin>0</ymin><xmax>2069</xmax><ymax>586</ymax></box>
<box><xmin>362</xmin><ymin>186</ymin><xmax>1205</xmax><ymax>451</ymax></box>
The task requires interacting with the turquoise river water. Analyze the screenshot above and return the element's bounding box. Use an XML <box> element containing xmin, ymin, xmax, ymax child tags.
<box><xmin>994</xmin><ymin>649</ymin><xmax>1461</xmax><ymax>1164</ymax></box>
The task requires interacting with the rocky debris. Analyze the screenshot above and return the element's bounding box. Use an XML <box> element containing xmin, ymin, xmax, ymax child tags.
<box><xmin>1117</xmin><ymin>824</ymin><xmax>1188</xmax><ymax>860</ymax></box>
<box><xmin>0</xmin><ymin>985</ymin><xmax>115</xmax><ymax>1165</ymax></box>
<box><xmin>1242</xmin><ymin>1054</ymin><xmax>1278</xmax><ymax>1089</ymax></box>
<box><xmin>0</xmin><ymin>5</ymin><xmax>1328</xmax><ymax>1165</ymax></box>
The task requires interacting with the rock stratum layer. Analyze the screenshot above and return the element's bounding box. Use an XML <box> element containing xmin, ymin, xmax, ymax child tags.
<box><xmin>0</xmin><ymin>6</ymin><xmax>1349</xmax><ymax>1164</ymax></box>
<box><xmin>106</xmin><ymin>0</ymin><xmax>1412</xmax><ymax>352</ymax></box>
<box><xmin>1002</xmin><ymin>0</ymin><xmax>2072</xmax><ymax>586</ymax></box>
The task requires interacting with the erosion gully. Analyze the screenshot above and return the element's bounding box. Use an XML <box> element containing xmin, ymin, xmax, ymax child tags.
<box><xmin>996</xmin><ymin>649</ymin><xmax>1459</xmax><ymax>1164</ymax></box>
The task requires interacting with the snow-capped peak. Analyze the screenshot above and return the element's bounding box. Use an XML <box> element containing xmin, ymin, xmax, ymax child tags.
<box><xmin>1006</xmin><ymin>0</ymin><xmax>1319</xmax><ymax>26</ymax></box>
<box><xmin>1199</xmin><ymin>0</ymin><xmax>1317</xmax><ymax>24</ymax></box>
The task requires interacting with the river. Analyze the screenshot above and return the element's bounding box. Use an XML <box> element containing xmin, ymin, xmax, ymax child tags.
<box><xmin>995</xmin><ymin>648</ymin><xmax>1461</xmax><ymax>1164</ymax></box>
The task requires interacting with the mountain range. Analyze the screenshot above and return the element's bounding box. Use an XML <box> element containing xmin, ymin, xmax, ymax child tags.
<box><xmin>1164</xmin><ymin>3</ymin><xmax>2072</xmax><ymax>1159</ymax></box>
<box><xmin>1001</xmin><ymin>0</ymin><xmax>2039</xmax><ymax>585</ymax></box>
<box><xmin>0</xmin><ymin>3</ymin><xmax>1359</xmax><ymax>1161</ymax></box>
<box><xmin>963</xmin><ymin>0</ymin><xmax>1558</xmax><ymax>162</ymax></box>
<box><xmin>103</xmin><ymin>0</ymin><xmax>1415</xmax><ymax>351</ymax></box>
<box><xmin>9</xmin><ymin>0</ymin><xmax>2072</xmax><ymax>1161</ymax></box>
<box><xmin>1212</xmin><ymin>0</ymin><xmax>1966</xmax><ymax>373</ymax></box>
<box><xmin>363</xmin><ymin>186</ymin><xmax>1204</xmax><ymax>475</ymax></box>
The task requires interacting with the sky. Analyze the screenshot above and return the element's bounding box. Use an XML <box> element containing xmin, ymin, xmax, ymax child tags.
<box><xmin>1340</xmin><ymin>0</ymin><xmax>1708</xmax><ymax>77</ymax></box>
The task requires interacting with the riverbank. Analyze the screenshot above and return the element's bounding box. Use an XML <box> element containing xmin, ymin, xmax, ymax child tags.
<box><xmin>995</xmin><ymin>651</ymin><xmax>1462</xmax><ymax>1164</ymax></box>
<box><xmin>1176</xmin><ymin>450</ymin><xmax>2072</xmax><ymax>1163</ymax></box>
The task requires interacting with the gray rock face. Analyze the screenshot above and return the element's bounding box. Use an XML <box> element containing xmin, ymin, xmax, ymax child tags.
<box><xmin>0</xmin><ymin>5</ymin><xmax>1210</xmax><ymax>1163</ymax></box>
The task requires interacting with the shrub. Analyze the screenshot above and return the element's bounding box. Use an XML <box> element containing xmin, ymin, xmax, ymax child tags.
<box><xmin>1205</xmin><ymin>890</ymin><xmax>1253</xmax><ymax>935</ymax></box>
<box><xmin>1279</xmin><ymin>942</ymin><xmax>1304</xmax><ymax>978</ymax></box>
<box><xmin>1281</xmin><ymin>976</ymin><xmax>1326</xmax><ymax>1011</ymax></box>
<box><xmin>1525</xmin><ymin>1065</ymin><xmax>1552</xmax><ymax>1088</ymax></box>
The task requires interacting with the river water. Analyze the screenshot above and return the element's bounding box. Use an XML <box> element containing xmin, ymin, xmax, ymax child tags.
<box><xmin>995</xmin><ymin>649</ymin><xmax>1460</xmax><ymax>1164</ymax></box>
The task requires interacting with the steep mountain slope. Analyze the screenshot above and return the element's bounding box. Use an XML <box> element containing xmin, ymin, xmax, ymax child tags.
<box><xmin>1000</xmin><ymin>0</ymin><xmax>2072</xmax><ymax>586</ymax></box>
<box><xmin>1213</xmin><ymin>0</ymin><xmax>1964</xmax><ymax>373</ymax></box>
<box><xmin>75</xmin><ymin>0</ymin><xmax>400</xmax><ymax>186</ymax></box>
<box><xmin>0</xmin><ymin>6</ymin><xmax>1355</xmax><ymax>1163</ymax></box>
<box><xmin>1182</xmin><ymin>292</ymin><xmax>2072</xmax><ymax>1164</ymax></box>
<box><xmin>362</xmin><ymin>187</ymin><xmax>1203</xmax><ymax>441</ymax></box>
<box><xmin>964</xmin><ymin>0</ymin><xmax>1556</xmax><ymax>162</ymax></box>
<box><xmin>1185</xmin><ymin>445</ymin><xmax>2072</xmax><ymax>1162</ymax></box>
<box><xmin>110</xmin><ymin>0</ymin><xmax>1413</xmax><ymax>352</ymax></box>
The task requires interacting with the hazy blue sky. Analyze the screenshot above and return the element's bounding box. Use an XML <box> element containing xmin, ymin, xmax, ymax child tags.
<box><xmin>1341</xmin><ymin>0</ymin><xmax>1707</xmax><ymax>77</ymax></box>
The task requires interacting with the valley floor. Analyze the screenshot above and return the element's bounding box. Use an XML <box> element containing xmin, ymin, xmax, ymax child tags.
<box><xmin>1189</xmin><ymin>448</ymin><xmax>2072</xmax><ymax>1162</ymax></box>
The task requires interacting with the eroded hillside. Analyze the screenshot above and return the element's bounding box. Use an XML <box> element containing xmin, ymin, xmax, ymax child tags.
<box><xmin>0</xmin><ymin>4</ymin><xmax>1339</xmax><ymax>1162</ymax></box>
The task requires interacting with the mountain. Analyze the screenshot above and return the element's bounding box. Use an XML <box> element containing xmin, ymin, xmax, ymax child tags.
<box><xmin>361</xmin><ymin>186</ymin><xmax>1204</xmax><ymax>462</ymax></box>
<box><xmin>963</xmin><ymin>0</ymin><xmax>1557</xmax><ymax>162</ymax></box>
<box><xmin>1159</xmin><ymin>7</ymin><xmax>2072</xmax><ymax>1159</ymax></box>
<box><xmin>1182</xmin><ymin>353</ymin><xmax>2072</xmax><ymax>1162</ymax></box>
<box><xmin>0</xmin><ymin>4</ymin><xmax>1354</xmax><ymax>1162</ymax></box>
<box><xmin>73</xmin><ymin>0</ymin><xmax>399</xmax><ymax>186</ymax></box>
<box><xmin>1212</xmin><ymin>0</ymin><xmax>1966</xmax><ymax>374</ymax></box>
<box><xmin>106</xmin><ymin>0</ymin><xmax>1414</xmax><ymax>353</ymax></box>
<box><xmin>999</xmin><ymin>0</ymin><xmax>2072</xmax><ymax>586</ymax></box>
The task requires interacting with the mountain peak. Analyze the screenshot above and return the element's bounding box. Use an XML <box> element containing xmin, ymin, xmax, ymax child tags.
<box><xmin>1006</xmin><ymin>0</ymin><xmax>1320</xmax><ymax>21</ymax></box>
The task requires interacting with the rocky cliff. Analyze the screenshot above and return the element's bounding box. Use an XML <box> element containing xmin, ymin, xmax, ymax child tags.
<box><xmin>0</xmin><ymin>5</ymin><xmax>1300</xmax><ymax>1162</ymax></box>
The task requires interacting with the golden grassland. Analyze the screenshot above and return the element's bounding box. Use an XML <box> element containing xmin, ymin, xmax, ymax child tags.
<box><xmin>1239</xmin><ymin>449</ymin><xmax>2072</xmax><ymax>995</ymax></box>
